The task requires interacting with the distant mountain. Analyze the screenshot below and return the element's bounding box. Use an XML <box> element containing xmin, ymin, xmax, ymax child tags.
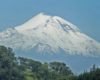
<box><xmin>0</xmin><ymin>13</ymin><xmax>100</xmax><ymax>56</ymax></box>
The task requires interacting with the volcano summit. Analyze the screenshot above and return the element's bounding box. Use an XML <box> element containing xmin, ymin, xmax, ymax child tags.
<box><xmin>0</xmin><ymin>13</ymin><xmax>100</xmax><ymax>56</ymax></box>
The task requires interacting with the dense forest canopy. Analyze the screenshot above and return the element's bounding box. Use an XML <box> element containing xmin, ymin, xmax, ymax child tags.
<box><xmin>0</xmin><ymin>46</ymin><xmax>100</xmax><ymax>80</ymax></box>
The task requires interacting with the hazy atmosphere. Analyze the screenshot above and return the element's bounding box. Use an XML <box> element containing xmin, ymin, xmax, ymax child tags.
<box><xmin>0</xmin><ymin>0</ymin><xmax>100</xmax><ymax>80</ymax></box>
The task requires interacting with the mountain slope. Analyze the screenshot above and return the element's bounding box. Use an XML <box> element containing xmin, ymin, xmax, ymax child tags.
<box><xmin>0</xmin><ymin>13</ymin><xmax>100</xmax><ymax>56</ymax></box>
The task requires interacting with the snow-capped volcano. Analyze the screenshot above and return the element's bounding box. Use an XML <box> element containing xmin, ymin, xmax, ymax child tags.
<box><xmin>0</xmin><ymin>13</ymin><xmax>100</xmax><ymax>56</ymax></box>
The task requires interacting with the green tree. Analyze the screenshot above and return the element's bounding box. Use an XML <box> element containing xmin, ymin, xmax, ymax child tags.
<box><xmin>49</xmin><ymin>62</ymin><xmax>73</xmax><ymax>75</ymax></box>
<box><xmin>0</xmin><ymin>46</ymin><xmax>23</xmax><ymax>80</ymax></box>
<box><xmin>77</xmin><ymin>65</ymin><xmax>100</xmax><ymax>80</ymax></box>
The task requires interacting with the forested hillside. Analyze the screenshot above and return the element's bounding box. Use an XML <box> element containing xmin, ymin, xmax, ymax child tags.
<box><xmin>0</xmin><ymin>46</ymin><xmax>100</xmax><ymax>80</ymax></box>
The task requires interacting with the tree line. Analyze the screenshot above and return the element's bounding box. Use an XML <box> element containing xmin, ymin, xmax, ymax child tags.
<box><xmin>0</xmin><ymin>46</ymin><xmax>100</xmax><ymax>80</ymax></box>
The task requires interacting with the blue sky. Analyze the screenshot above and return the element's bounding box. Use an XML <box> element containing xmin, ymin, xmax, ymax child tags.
<box><xmin>0</xmin><ymin>0</ymin><xmax>100</xmax><ymax>73</ymax></box>
<box><xmin>0</xmin><ymin>0</ymin><xmax>100</xmax><ymax>42</ymax></box>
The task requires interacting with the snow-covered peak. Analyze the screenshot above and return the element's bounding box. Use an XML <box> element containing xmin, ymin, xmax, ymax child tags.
<box><xmin>0</xmin><ymin>13</ymin><xmax>100</xmax><ymax>56</ymax></box>
<box><xmin>15</xmin><ymin>13</ymin><xmax>80</xmax><ymax>33</ymax></box>
<box><xmin>15</xmin><ymin>13</ymin><xmax>51</xmax><ymax>32</ymax></box>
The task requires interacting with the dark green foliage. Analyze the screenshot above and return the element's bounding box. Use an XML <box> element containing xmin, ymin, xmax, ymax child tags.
<box><xmin>0</xmin><ymin>46</ymin><xmax>73</xmax><ymax>80</ymax></box>
<box><xmin>77</xmin><ymin>65</ymin><xmax>100</xmax><ymax>80</ymax></box>
<box><xmin>0</xmin><ymin>46</ymin><xmax>23</xmax><ymax>80</ymax></box>
<box><xmin>18</xmin><ymin>57</ymin><xmax>73</xmax><ymax>80</ymax></box>
<box><xmin>0</xmin><ymin>46</ymin><xmax>100</xmax><ymax>80</ymax></box>
<box><xmin>50</xmin><ymin>62</ymin><xmax>73</xmax><ymax>75</ymax></box>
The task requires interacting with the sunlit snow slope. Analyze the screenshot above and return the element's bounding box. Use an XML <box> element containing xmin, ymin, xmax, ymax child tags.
<box><xmin>0</xmin><ymin>13</ymin><xmax>100</xmax><ymax>56</ymax></box>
